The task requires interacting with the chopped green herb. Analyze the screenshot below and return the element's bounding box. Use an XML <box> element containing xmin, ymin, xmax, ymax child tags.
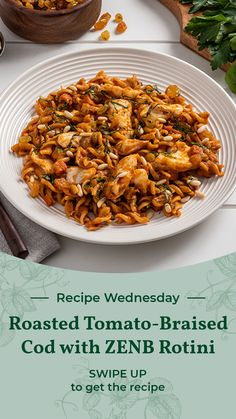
<box><xmin>58</xmin><ymin>103</ymin><xmax>68</xmax><ymax>111</ymax></box>
<box><xmin>47</xmin><ymin>125</ymin><xmax>55</xmax><ymax>131</ymax></box>
<box><xmin>83</xmin><ymin>182</ymin><xmax>91</xmax><ymax>189</ymax></box>
<box><xmin>153</xmin><ymin>85</ymin><xmax>162</xmax><ymax>94</ymax></box>
<box><xmin>100</xmin><ymin>126</ymin><xmax>119</xmax><ymax>135</ymax></box>
<box><xmin>83</xmin><ymin>86</ymin><xmax>99</xmax><ymax>99</ymax></box>
<box><xmin>42</xmin><ymin>174</ymin><xmax>55</xmax><ymax>184</ymax></box>
<box><xmin>54</xmin><ymin>115</ymin><xmax>66</xmax><ymax>122</ymax></box>
<box><xmin>162</xmin><ymin>152</ymin><xmax>174</xmax><ymax>157</ymax></box>
<box><xmin>104</xmin><ymin>139</ymin><xmax>111</xmax><ymax>154</ymax></box>
<box><xmin>160</xmin><ymin>184</ymin><xmax>172</xmax><ymax>192</ymax></box>
<box><xmin>146</xmin><ymin>103</ymin><xmax>160</xmax><ymax>116</ymax></box>
<box><xmin>33</xmin><ymin>145</ymin><xmax>41</xmax><ymax>153</ymax></box>
<box><xmin>173</xmin><ymin>122</ymin><xmax>193</xmax><ymax>134</ymax></box>
<box><xmin>100</xmin><ymin>90</ymin><xmax>111</xmax><ymax>98</ymax></box>
<box><xmin>70</xmin><ymin>124</ymin><xmax>78</xmax><ymax>131</ymax></box>
<box><xmin>55</xmin><ymin>146</ymin><xmax>64</xmax><ymax>152</ymax></box>
<box><xmin>96</xmin><ymin>189</ymin><xmax>103</xmax><ymax>197</ymax></box>
<box><xmin>144</xmin><ymin>85</ymin><xmax>162</xmax><ymax>94</ymax></box>
<box><xmin>190</xmin><ymin>141</ymin><xmax>209</xmax><ymax>150</ymax></box>
<box><xmin>111</xmin><ymin>101</ymin><xmax>129</xmax><ymax>111</ymax></box>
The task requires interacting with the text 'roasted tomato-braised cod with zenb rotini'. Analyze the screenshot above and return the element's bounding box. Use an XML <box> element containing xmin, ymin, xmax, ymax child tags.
<box><xmin>12</xmin><ymin>72</ymin><xmax>224</xmax><ymax>230</ymax></box>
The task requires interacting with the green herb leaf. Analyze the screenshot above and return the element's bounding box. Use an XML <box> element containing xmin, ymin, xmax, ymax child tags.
<box><xmin>100</xmin><ymin>127</ymin><xmax>119</xmax><ymax>135</ymax></box>
<box><xmin>144</xmin><ymin>84</ymin><xmax>162</xmax><ymax>94</ymax></box>
<box><xmin>225</xmin><ymin>60</ymin><xmax>236</xmax><ymax>92</ymax></box>
<box><xmin>190</xmin><ymin>141</ymin><xmax>209</xmax><ymax>150</ymax></box>
<box><xmin>160</xmin><ymin>184</ymin><xmax>172</xmax><ymax>192</ymax></box>
<box><xmin>173</xmin><ymin>122</ymin><xmax>193</xmax><ymax>134</ymax></box>
<box><xmin>229</xmin><ymin>34</ymin><xmax>236</xmax><ymax>50</ymax></box>
<box><xmin>186</xmin><ymin>15</ymin><xmax>229</xmax><ymax>49</ymax></box>
<box><xmin>104</xmin><ymin>139</ymin><xmax>111</xmax><ymax>154</ymax></box>
<box><xmin>58</xmin><ymin>103</ymin><xmax>68</xmax><ymax>111</ymax></box>
<box><xmin>84</xmin><ymin>85</ymin><xmax>99</xmax><ymax>100</ymax></box>
<box><xmin>70</xmin><ymin>124</ymin><xmax>78</xmax><ymax>131</ymax></box>
<box><xmin>182</xmin><ymin>0</ymin><xmax>236</xmax><ymax>92</ymax></box>
<box><xmin>190</xmin><ymin>0</ymin><xmax>213</xmax><ymax>14</ymax></box>
<box><xmin>210</xmin><ymin>38</ymin><xmax>232</xmax><ymax>69</ymax></box>
<box><xmin>111</xmin><ymin>101</ymin><xmax>129</xmax><ymax>110</ymax></box>
<box><xmin>42</xmin><ymin>174</ymin><xmax>55</xmax><ymax>183</ymax></box>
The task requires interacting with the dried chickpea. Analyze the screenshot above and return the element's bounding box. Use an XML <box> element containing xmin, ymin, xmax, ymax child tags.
<box><xmin>116</xmin><ymin>21</ymin><xmax>127</xmax><ymax>34</ymax></box>
<box><xmin>114</xmin><ymin>13</ymin><xmax>123</xmax><ymax>23</ymax></box>
<box><xmin>100</xmin><ymin>30</ymin><xmax>110</xmax><ymax>41</ymax></box>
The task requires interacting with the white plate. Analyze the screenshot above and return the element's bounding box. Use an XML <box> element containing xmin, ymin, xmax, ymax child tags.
<box><xmin>0</xmin><ymin>48</ymin><xmax>236</xmax><ymax>245</ymax></box>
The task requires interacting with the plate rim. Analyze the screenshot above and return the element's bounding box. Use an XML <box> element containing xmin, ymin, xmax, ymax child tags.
<box><xmin>0</xmin><ymin>47</ymin><xmax>236</xmax><ymax>245</ymax></box>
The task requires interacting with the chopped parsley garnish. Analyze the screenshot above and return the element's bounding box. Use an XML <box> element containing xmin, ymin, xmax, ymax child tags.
<box><xmin>160</xmin><ymin>184</ymin><xmax>172</xmax><ymax>192</ymax></box>
<box><xmin>146</xmin><ymin>103</ymin><xmax>160</xmax><ymax>116</ymax></box>
<box><xmin>190</xmin><ymin>141</ymin><xmax>209</xmax><ymax>150</ymax></box>
<box><xmin>111</xmin><ymin>101</ymin><xmax>129</xmax><ymax>111</ymax></box>
<box><xmin>84</xmin><ymin>86</ymin><xmax>99</xmax><ymax>99</ymax></box>
<box><xmin>173</xmin><ymin>122</ymin><xmax>193</xmax><ymax>134</ymax></box>
<box><xmin>55</xmin><ymin>146</ymin><xmax>64</xmax><ymax>152</ymax></box>
<box><xmin>54</xmin><ymin>115</ymin><xmax>66</xmax><ymax>122</ymax></box>
<box><xmin>58</xmin><ymin>103</ymin><xmax>68</xmax><ymax>111</ymax></box>
<box><xmin>104</xmin><ymin>139</ymin><xmax>111</xmax><ymax>154</ymax></box>
<box><xmin>162</xmin><ymin>151</ymin><xmax>174</xmax><ymax>157</ymax></box>
<box><xmin>144</xmin><ymin>85</ymin><xmax>162</xmax><ymax>94</ymax></box>
<box><xmin>70</xmin><ymin>124</ymin><xmax>78</xmax><ymax>131</ymax></box>
<box><xmin>100</xmin><ymin>126</ymin><xmax>119</xmax><ymax>135</ymax></box>
<box><xmin>42</xmin><ymin>174</ymin><xmax>55</xmax><ymax>183</ymax></box>
<box><xmin>96</xmin><ymin>189</ymin><xmax>103</xmax><ymax>197</ymax></box>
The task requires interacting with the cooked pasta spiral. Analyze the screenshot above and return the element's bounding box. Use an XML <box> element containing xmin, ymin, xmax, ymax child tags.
<box><xmin>12</xmin><ymin>71</ymin><xmax>224</xmax><ymax>230</ymax></box>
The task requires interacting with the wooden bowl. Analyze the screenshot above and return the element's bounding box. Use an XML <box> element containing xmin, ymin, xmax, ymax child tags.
<box><xmin>0</xmin><ymin>0</ymin><xmax>102</xmax><ymax>43</ymax></box>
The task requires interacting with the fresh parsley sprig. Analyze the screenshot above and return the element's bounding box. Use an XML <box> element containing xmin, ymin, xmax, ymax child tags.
<box><xmin>180</xmin><ymin>0</ymin><xmax>236</xmax><ymax>92</ymax></box>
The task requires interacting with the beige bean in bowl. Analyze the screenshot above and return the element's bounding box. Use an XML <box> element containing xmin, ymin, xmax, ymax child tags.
<box><xmin>0</xmin><ymin>0</ymin><xmax>102</xmax><ymax>43</ymax></box>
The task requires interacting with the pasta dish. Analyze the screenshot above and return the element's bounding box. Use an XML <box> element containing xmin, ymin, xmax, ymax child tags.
<box><xmin>12</xmin><ymin>71</ymin><xmax>224</xmax><ymax>230</ymax></box>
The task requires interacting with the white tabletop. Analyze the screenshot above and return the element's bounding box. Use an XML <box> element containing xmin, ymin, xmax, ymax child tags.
<box><xmin>1</xmin><ymin>0</ymin><xmax>236</xmax><ymax>272</ymax></box>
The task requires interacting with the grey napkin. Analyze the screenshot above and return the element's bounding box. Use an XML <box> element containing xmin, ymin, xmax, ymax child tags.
<box><xmin>0</xmin><ymin>192</ymin><xmax>60</xmax><ymax>263</ymax></box>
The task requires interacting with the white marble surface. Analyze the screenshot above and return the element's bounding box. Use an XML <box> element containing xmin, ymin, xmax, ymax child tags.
<box><xmin>1</xmin><ymin>0</ymin><xmax>236</xmax><ymax>272</ymax></box>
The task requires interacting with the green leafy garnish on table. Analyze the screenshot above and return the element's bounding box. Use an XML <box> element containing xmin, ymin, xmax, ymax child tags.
<box><xmin>180</xmin><ymin>0</ymin><xmax>236</xmax><ymax>93</ymax></box>
<box><xmin>225</xmin><ymin>59</ymin><xmax>236</xmax><ymax>91</ymax></box>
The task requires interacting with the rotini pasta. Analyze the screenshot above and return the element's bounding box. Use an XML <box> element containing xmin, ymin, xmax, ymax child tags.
<box><xmin>12</xmin><ymin>72</ymin><xmax>224</xmax><ymax>231</ymax></box>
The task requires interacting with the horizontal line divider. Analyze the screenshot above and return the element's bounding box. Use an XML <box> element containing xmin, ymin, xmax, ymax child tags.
<box><xmin>30</xmin><ymin>296</ymin><xmax>49</xmax><ymax>300</ymax></box>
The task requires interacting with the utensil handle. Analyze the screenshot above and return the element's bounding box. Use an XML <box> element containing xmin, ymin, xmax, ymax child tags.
<box><xmin>0</xmin><ymin>202</ymin><xmax>29</xmax><ymax>259</ymax></box>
